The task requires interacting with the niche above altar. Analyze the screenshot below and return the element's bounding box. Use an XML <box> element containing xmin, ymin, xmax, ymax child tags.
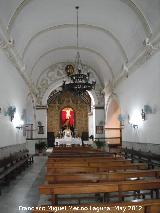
<box><xmin>61</xmin><ymin>107</ymin><xmax>74</xmax><ymax>129</ymax></box>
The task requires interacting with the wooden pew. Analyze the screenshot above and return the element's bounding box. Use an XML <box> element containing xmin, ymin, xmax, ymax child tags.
<box><xmin>32</xmin><ymin>199</ymin><xmax>160</xmax><ymax>213</ymax></box>
<box><xmin>46</xmin><ymin>169</ymin><xmax>160</xmax><ymax>184</ymax></box>
<box><xmin>47</xmin><ymin>163</ymin><xmax>147</xmax><ymax>174</ymax></box>
<box><xmin>47</xmin><ymin>159</ymin><xmax>132</xmax><ymax>168</ymax></box>
<box><xmin>49</xmin><ymin>153</ymin><xmax>116</xmax><ymax>157</ymax></box>
<box><xmin>39</xmin><ymin>179</ymin><xmax>160</xmax><ymax>204</ymax></box>
<box><xmin>49</xmin><ymin>149</ymin><xmax>116</xmax><ymax>158</ymax></box>
<box><xmin>53</xmin><ymin>146</ymin><xmax>97</xmax><ymax>152</ymax></box>
<box><xmin>0</xmin><ymin>150</ymin><xmax>33</xmax><ymax>195</ymax></box>
<box><xmin>48</xmin><ymin>156</ymin><xmax>123</xmax><ymax>162</ymax></box>
<box><xmin>47</xmin><ymin>158</ymin><xmax>131</xmax><ymax>164</ymax></box>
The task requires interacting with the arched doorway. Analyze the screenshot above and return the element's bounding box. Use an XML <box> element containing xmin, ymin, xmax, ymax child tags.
<box><xmin>105</xmin><ymin>96</ymin><xmax>122</xmax><ymax>149</ymax></box>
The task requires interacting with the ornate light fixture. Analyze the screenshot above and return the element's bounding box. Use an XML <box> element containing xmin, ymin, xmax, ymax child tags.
<box><xmin>62</xmin><ymin>6</ymin><xmax>96</xmax><ymax>96</ymax></box>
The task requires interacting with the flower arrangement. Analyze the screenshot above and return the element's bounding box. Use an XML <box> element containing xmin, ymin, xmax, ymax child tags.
<box><xmin>94</xmin><ymin>140</ymin><xmax>105</xmax><ymax>149</ymax></box>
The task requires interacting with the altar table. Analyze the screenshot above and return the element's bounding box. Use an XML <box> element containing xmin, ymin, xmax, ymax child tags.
<box><xmin>55</xmin><ymin>138</ymin><xmax>82</xmax><ymax>146</ymax></box>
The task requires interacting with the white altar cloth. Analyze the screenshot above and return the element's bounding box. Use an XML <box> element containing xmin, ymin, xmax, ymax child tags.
<box><xmin>55</xmin><ymin>138</ymin><xmax>82</xmax><ymax>146</ymax></box>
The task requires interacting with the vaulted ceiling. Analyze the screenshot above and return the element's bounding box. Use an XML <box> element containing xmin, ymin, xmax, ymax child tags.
<box><xmin>0</xmin><ymin>0</ymin><xmax>160</xmax><ymax>97</ymax></box>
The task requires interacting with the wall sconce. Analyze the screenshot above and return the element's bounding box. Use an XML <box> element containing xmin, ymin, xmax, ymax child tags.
<box><xmin>128</xmin><ymin>115</ymin><xmax>138</xmax><ymax>128</ymax></box>
<box><xmin>132</xmin><ymin>124</ymin><xmax>138</xmax><ymax>129</ymax></box>
<box><xmin>16</xmin><ymin>125</ymin><xmax>23</xmax><ymax>130</ymax></box>
<box><xmin>118</xmin><ymin>114</ymin><xmax>126</xmax><ymax>128</ymax></box>
<box><xmin>4</xmin><ymin>106</ymin><xmax>16</xmax><ymax>121</ymax></box>
<box><xmin>141</xmin><ymin>109</ymin><xmax>145</xmax><ymax>121</ymax></box>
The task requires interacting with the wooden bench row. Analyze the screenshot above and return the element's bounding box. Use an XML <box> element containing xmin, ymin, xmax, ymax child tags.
<box><xmin>50</xmin><ymin>147</ymin><xmax>116</xmax><ymax>158</ymax></box>
<box><xmin>122</xmin><ymin>147</ymin><xmax>160</xmax><ymax>169</ymax></box>
<box><xmin>46</xmin><ymin>169</ymin><xmax>160</xmax><ymax>183</ymax></box>
<box><xmin>0</xmin><ymin>150</ymin><xmax>34</xmax><ymax>195</ymax></box>
<box><xmin>48</xmin><ymin>156</ymin><xmax>123</xmax><ymax>162</ymax></box>
<box><xmin>47</xmin><ymin>158</ymin><xmax>131</xmax><ymax>165</ymax></box>
<box><xmin>53</xmin><ymin>146</ymin><xmax>98</xmax><ymax>152</ymax></box>
<box><xmin>36</xmin><ymin>147</ymin><xmax>160</xmax><ymax>212</ymax></box>
<box><xmin>47</xmin><ymin>160</ymin><xmax>134</xmax><ymax>169</ymax></box>
<box><xmin>47</xmin><ymin>163</ymin><xmax>147</xmax><ymax>174</ymax></box>
<box><xmin>49</xmin><ymin>153</ymin><xmax>116</xmax><ymax>158</ymax></box>
<box><xmin>39</xmin><ymin>179</ymin><xmax>160</xmax><ymax>204</ymax></box>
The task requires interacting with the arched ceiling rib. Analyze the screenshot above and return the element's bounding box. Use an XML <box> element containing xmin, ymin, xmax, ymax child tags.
<box><xmin>120</xmin><ymin>0</ymin><xmax>152</xmax><ymax>37</ymax></box>
<box><xmin>7</xmin><ymin>0</ymin><xmax>151</xmax><ymax>37</ymax></box>
<box><xmin>31</xmin><ymin>46</ymin><xmax>113</xmax><ymax>84</ymax></box>
<box><xmin>23</xmin><ymin>26</ymin><xmax>124</xmax><ymax>78</ymax></box>
<box><xmin>8</xmin><ymin>0</ymin><xmax>148</xmax><ymax>60</ymax></box>
<box><xmin>22</xmin><ymin>24</ymin><xmax>128</xmax><ymax>62</ymax></box>
<box><xmin>0</xmin><ymin>0</ymin><xmax>159</xmax><ymax>95</ymax></box>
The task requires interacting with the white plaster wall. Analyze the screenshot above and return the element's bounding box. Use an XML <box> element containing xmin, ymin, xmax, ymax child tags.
<box><xmin>93</xmin><ymin>108</ymin><xmax>105</xmax><ymax>138</ymax></box>
<box><xmin>115</xmin><ymin>52</ymin><xmax>160</xmax><ymax>144</ymax></box>
<box><xmin>88</xmin><ymin>113</ymin><xmax>94</xmax><ymax>137</ymax></box>
<box><xmin>0</xmin><ymin>51</ymin><xmax>28</xmax><ymax>148</ymax></box>
<box><xmin>26</xmin><ymin>95</ymin><xmax>35</xmax><ymax>124</ymax></box>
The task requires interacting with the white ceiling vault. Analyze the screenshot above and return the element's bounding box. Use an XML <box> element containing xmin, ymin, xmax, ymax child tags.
<box><xmin>0</xmin><ymin>0</ymin><xmax>160</xmax><ymax>104</ymax></box>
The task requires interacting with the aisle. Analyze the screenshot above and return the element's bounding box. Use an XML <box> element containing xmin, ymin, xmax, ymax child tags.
<box><xmin>0</xmin><ymin>156</ymin><xmax>47</xmax><ymax>213</ymax></box>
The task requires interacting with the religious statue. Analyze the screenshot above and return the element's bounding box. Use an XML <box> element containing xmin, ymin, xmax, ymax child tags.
<box><xmin>61</xmin><ymin>107</ymin><xmax>75</xmax><ymax>139</ymax></box>
<box><xmin>63</xmin><ymin>127</ymin><xmax>72</xmax><ymax>138</ymax></box>
<box><xmin>63</xmin><ymin>127</ymin><xmax>72</xmax><ymax>146</ymax></box>
<box><xmin>66</xmin><ymin>108</ymin><xmax>71</xmax><ymax>119</ymax></box>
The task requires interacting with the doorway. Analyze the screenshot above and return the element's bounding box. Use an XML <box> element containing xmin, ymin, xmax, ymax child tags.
<box><xmin>105</xmin><ymin>97</ymin><xmax>122</xmax><ymax>149</ymax></box>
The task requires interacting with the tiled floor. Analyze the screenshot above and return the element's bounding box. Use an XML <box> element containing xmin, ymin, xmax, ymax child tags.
<box><xmin>0</xmin><ymin>156</ymin><xmax>47</xmax><ymax>213</ymax></box>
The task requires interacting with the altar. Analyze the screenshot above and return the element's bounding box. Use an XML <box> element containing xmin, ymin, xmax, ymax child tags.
<box><xmin>55</xmin><ymin>138</ymin><xmax>82</xmax><ymax>146</ymax></box>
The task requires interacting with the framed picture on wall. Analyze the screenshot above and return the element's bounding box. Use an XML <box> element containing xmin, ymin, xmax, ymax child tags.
<box><xmin>96</xmin><ymin>126</ymin><xmax>104</xmax><ymax>134</ymax></box>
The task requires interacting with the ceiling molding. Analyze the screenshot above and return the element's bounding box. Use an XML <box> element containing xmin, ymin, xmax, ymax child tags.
<box><xmin>7</xmin><ymin>0</ymin><xmax>152</xmax><ymax>38</ymax></box>
<box><xmin>113</xmin><ymin>41</ymin><xmax>160</xmax><ymax>88</ymax></box>
<box><xmin>36</xmin><ymin>62</ymin><xmax>103</xmax><ymax>89</ymax></box>
<box><xmin>7</xmin><ymin>0</ymin><xmax>32</xmax><ymax>32</ymax></box>
<box><xmin>0</xmin><ymin>19</ymin><xmax>32</xmax><ymax>93</ymax></box>
<box><xmin>34</xmin><ymin>62</ymin><xmax>103</xmax><ymax>105</ymax></box>
<box><xmin>22</xmin><ymin>24</ymin><xmax>128</xmax><ymax>62</ymax></box>
<box><xmin>30</xmin><ymin>45</ymin><xmax>114</xmax><ymax>79</ymax></box>
<box><xmin>120</xmin><ymin>0</ymin><xmax>152</xmax><ymax>37</ymax></box>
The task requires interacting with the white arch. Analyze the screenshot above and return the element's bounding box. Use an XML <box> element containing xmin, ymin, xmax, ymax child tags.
<box><xmin>8</xmin><ymin>0</ymin><xmax>152</xmax><ymax>38</ymax></box>
<box><xmin>41</xmin><ymin>80</ymin><xmax>98</xmax><ymax>107</ymax></box>
<box><xmin>22</xmin><ymin>24</ymin><xmax>128</xmax><ymax>62</ymax></box>
<box><xmin>30</xmin><ymin>46</ymin><xmax>114</xmax><ymax>79</ymax></box>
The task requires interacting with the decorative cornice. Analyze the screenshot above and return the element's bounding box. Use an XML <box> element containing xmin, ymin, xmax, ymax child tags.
<box><xmin>0</xmin><ymin>21</ymin><xmax>33</xmax><ymax>95</ymax></box>
<box><xmin>112</xmin><ymin>38</ymin><xmax>160</xmax><ymax>88</ymax></box>
<box><xmin>0</xmin><ymin>39</ymin><xmax>36</xmax><ymax>99</ymax></box>
<box><xmin>0</xmin><ymin>38</ymin><xmax>13</xmax><ymax>49</ymax></box>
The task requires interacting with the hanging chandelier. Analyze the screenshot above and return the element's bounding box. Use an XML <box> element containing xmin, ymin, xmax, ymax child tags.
<box><xmin>62</xmin><ymin>6</ymin><xmax>96</xmax><ymax>96</ymax></box>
